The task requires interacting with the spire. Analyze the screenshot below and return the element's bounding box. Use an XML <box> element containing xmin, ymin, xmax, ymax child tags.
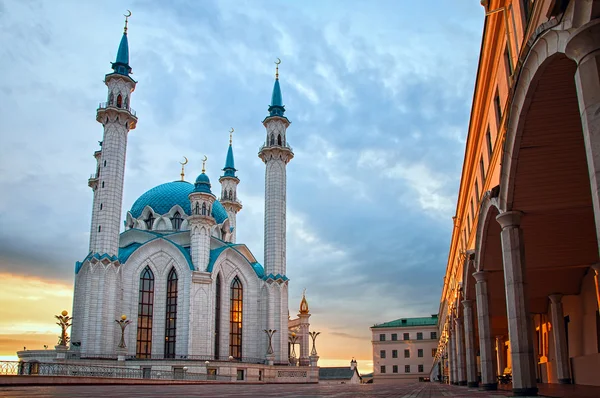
<box><xmin>268</xmin><ymin>58</ymin><xmax>285</xmax><ymax>118</ymax></box>
<box><xmin>222</xmin><ymin>128</ymin><xmax>237</xmax><ymax>178</ymax></box>
<box><xmin>299</xmin><ymin>288</ymin><xmax>309</xmax><ymax>315</ymax></box>
<box><xmin>194</xmin><ymin>156</ymin><xmax>212</xmax><ymax>194</ymax></box>
<box><xmin>112</xmin><ymin>11</ymin><xmax>132</xmax><ymax>76</ymax></box>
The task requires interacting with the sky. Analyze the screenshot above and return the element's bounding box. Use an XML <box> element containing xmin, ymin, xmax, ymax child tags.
<box><xmin>0</xmin><ymin>0</ymin><xmax>483</xmax><ymax>373</ymax></box>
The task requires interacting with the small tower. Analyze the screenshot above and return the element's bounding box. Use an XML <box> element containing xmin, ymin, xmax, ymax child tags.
<box><xmin>188</xmin><ymin>157</ymin><xmax>216</xmax><ymax>271</ymax></box>
<box><xmin>258</xmin><ymin>59</ymin><xmax>294</xmax><ymax>363</ymax></box>
<box><xmin>89</xmin><ymin>13</ymin><xmax>137</xmax><ymax>256</ymax></box>
<box><xmin>298</xmin><ymin>290</ymin><xmax>311</xmax><ymax>366</ymax></box>
<box><xmin>350</xmin><ymin>358</ymin><xmax>357</xmax><ymax>370</ymax></box>
<box><xmin>219</xmin><ymin>129</ymin><xmax>242</xmax><ymax>243</ymax></box>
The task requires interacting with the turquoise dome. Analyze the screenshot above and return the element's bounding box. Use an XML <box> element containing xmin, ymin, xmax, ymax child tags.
<box><xmin>194</xmin><ymin>173</ymin><xmax>212</xmax><ymax>193</ymax></box>
<box><xmin>129</xmin><ymin>181</ymin><xmax>228</xmax><ymax>223</ymax></box>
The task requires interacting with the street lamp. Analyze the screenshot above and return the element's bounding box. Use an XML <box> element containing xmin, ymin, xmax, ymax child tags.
<box><xmin>115</xmin><ymin>314</ymin><xmax>132</xmax><ymax>349</ymax></box>
<box><xmin>308</xmin><ymin>331</ymin><xmax>320</xmax><ymax>356</ymax></box>
<box><xmin>264</xmin><ymin>329</ymin><xmax>277</xmax><ymax>355</ymax></box>
<box><xmin>55</xmin><ymin>310</ymin><xmax>72</xmax><ymax>347</ymax></box>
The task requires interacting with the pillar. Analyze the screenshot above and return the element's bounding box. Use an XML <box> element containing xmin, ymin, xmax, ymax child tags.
<box><xmin>449</xmin><ymin>322</ymin><xmax>457</xmax><ymax>385</ymax></box>
<box><xmin>455</xmin><ymin>317</ymin><xmax>467</xmax><ymax>386</ymax></box>
<box><xmin>496</xmin><ymin>336</ymin><xmax>506</xmax><ymax>376</ymax></box>
<box><xmin>473</xmin><ymin>271</ymin><xmax>497</xmax><ymax>390</ymax></box>
<box><xmin>565</xmin><ymin>19</ymin><xmax>600</xmax><ymax>256</ymax></box>
<box><xmin>462</xmin><ymin>300</ymin><xmax>478</xmax><ymax>387</ymax></box>
<box><xmin>549</xmin><ymin>294</ymin><xmax>571</xmax><ymax>384</ymax></box>
<box><xmin>496</xmin><ymin>211</ymin><xmax>537</xmax><ymax>396</ymax></box>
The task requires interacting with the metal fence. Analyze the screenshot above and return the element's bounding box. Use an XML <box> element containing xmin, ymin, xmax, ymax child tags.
<box><xmin>0</xmin><ymin>361</ymin><xmax>229</xmax><ymax>381</ymax></box>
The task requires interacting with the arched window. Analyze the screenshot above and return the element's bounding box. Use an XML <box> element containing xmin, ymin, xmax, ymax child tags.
<box><xmin>100</xmin><ymin>203</ymin><xmax>102</xmax><ymax>210</ymax></box>
<box><xmin>145</xmin><ymin>213</ymin><xmax>154</xmax><ymax>230</ymax></box>
<box><xmin>230</xmin><ymin>276</ymin><xmax>243</xmax><ymax>359</ymax></box>
<box><xmin>202</xmin><ymin>202</ymin><xmax>207</xmax><ymax>215</ymax></box>
<box><xmin>215</xmin><ymin>274</ymin><xmax>221</xmax><ymax>359</ymax></box>
<box><xmin>98</xmin><ymin>225</ymin><xmax>101</xmax><ymax>232</ymax></box>
<box><xmin>102</xmin><ymin>181</ymin><xmax>105</xmax><ymax>188</ymax></box>
<box><xmin>194</xmin><ymin>202</ymin><xmax>200</xmax><ymax>215</ymax></box>
<box><xmin>277</xmin><ymin>134</ymin><xmax>282</xmax><ymax>146</ymax></box>
<box><xmin>124</xmin><ymin>96</ymin><xmax>129</xmax><ymax>110</ymax></box>
<box><xmin>164</xmin><ymin>268</ymin><xmax>178</xmax><ymax>358</ymax></box>
<box><xmin>117</xmin><ymin>94</ymin><xmax>122</xmax><ymax>108</ymax></box>
<box><xmin>109</xmin><ymin>93</ymin><xmax>114</xmax><ymax>105</ymax></box>
<box><xmin>229</xmin><ymin>189</ymin><xmax>233</xmax><ymax>200</ymax></box>
<box><xmin>171</xmin><ymin>211</ymin><xmax>182</xmax><ymax>230</ymax></box>
<box><xmin>270</xmin><ymin>134</ymin><xmax>274</xmax><ymax>145</ymax></box>
<box><xmin>136</xmin><ymin>266</ymin><xmax>154</xmax><ymax>358</ymax></box>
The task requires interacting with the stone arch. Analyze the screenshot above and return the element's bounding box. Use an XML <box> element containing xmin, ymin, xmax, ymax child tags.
<box><xmin>474</xmin><ymin>191</ymin><xmax>501</xmax><ymax>272</ymax></box>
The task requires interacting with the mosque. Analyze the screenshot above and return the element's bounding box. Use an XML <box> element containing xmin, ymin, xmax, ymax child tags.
<box><xmin>17</xmin><ymin>15</ymin><xmax>318</xmax><ymax>382</ymax></box>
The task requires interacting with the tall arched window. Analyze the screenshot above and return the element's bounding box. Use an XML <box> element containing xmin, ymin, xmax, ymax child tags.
<box><xmin>270</xmin><ymin>134</ymin><xmax>274</xmax><ymax>145</ymax></box>
<box><xmin>124</xmin><ymin>95</ymin><xmax>129</xmax><ymax>110</ymax></box>
<box><xmin>145</xmin><ymin>213</ymin><xmax>154</xmax><ymax>230</ymax></box>
<box><xmin>202</xmin><ymin>202</ymin><xmax>207</xmax><ymax>215</ymax></box>
<box><xmin>194</xmin><ymin>202</ymin><xmax>200</xmax><ymax>215</ymax></box>
<box><xmin>229</xmin><ymin>189</ymin><xmax>233</xmax><ymax>200</ymax></box>
<box><xmin>277</xmin><ymin>134</ymin><xmax>282</xmax><ymax>146</ymax></box>
<box><xmin>164</xmin><ymin>268</ymin><xmax>178</xmax><ymax>358</ymax></box>
<box><xmin>214</xmin><ymin>274</ymin><xmax>221</xmax><ymax>359</ymax></box>
<box><xmin>109</xmin><ymin>92</ymin><xmax>114</xmax><ymax>105</ymax></box>
<box><xmin>136</xmin><ymin>266</ymin><xmax>154</xmax><ymax>358</ymax></box>
<box><xmin>230</xmin><ymin>276</ymin><xmax>243</xmax><ymax>359</ymax></box>
<box><xmin>117</xmin><ymin>94</ymin><xmax>122</xmax><ymax>108</ymax></box>
<box><xmin>171</xmin><ymin>211</ymin><xmax>182</xmax><ymax>230</ymax></box>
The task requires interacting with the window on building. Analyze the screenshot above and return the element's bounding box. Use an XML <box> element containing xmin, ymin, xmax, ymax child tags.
<box><xmin>417</xmin><ymin>332</ymin><xmax>423</xmax><ymax>340</ymax></box>
<box><xmin>215</xmin><ymin>274</ymin><xmax>221</xmax><ymax>359</ymax></box>
<box><xmin>102</xmin><ymin>181</ymin><xmax>105</xmax><ymax>188</ymax></box>
<box><xmin>431</xmin><ymin>332</ymin><xmax>437</xmax><ymax>340</ymax></box>
<box><xmin>237</xmin><ymin>369</ymin><xmax>245</xmax><ymax>380</ymax></box>
<box><xmin>391</xmin><ymin>333</ymin><xmax>397</xmax><ymax>341</ymax></box>
<box><xmin>403</xmin><ymin>333</ymin><xmax>409</xmax><ymax>340</ymax></box>
<box><xmin>393</xmin><ymin>365</ymin><xmax>398</xmax><ymax>373</ymax></box>
<box><xmin>277</xmin><ymin>134</ymin><xmax>282</xmax><ymax>146</ymax></box>
<box><xmin>380</xmin><ymin>350</ymin><xmax>386</xmax><ymax>359</ymax></box>
<box><xmin>136</xmin><ymin>266</ymin><xmax>154</xmax><ymax>358</ymax></box>
<box><xmin>100</xmin><ymin>203</ymin><xmax>103</xmax><ymax>210</ymax></box>
<box><xmin>379</xmin><ymin>334</ymin><xmax>386</xmax><ymax>341</ymax></box>
<box><xmin>418</xmin><ymin>349</ymin><xmax>423</xmax><ymax>358</ymax></box>
<box><xmin>404</xmin><ymin>349</ymin><xmax>410</xmax><ymax>358</ymax></box>
<box><xmin>164</xmin><ymin>268</ymin><xmax>178</xmax><ymax>358</ymax></box>
<box><xmin>475</xmin><ymin>180</ymin><xmax>480</xmax><ymax>202</ymax></box>
<box><xmin>117</xmin><ymin>94</ymin><xmax>122</xmax><ymax>108</ymax></box>
<box><xmin>418</xmin><ymin>364</ymin><xmax>424</xmax><ymax>373</ymax></box>
<box><xmin>392</xmin><ymin>350</ymin><xmax>398</xmax><ymax>359</ymax></box>
<box><xmin>480</xmin><ymin>156</ymin><xmax>486</xmax><ymax>185</ymax></box>
<box><xmin>145</xmin><ymin>213</ymin><xmax>154</xmax><ymax>230</ymax></box>
<box><xmin>194</xmin><ymin>202</ymin><xmax>200</xmax><ymax>215</ymax></box>
<box><xmin>230</xmin><ymin>276</ymin><xmax>243</xmax><ymax>359</ymax></box>
<box><xmin>171</xmin><ymin>211</ymin><xmax>182</xmax><ymax>230</ymax></box>
<box><xmin>380</xmin><ymin>365</ymin><xmax>386</xmax><ymax>374</ymax></box>
<box><xmin>486</xmin><ymin>127</ymin><xmax>493</xmax><ymax>158</ymax></box>
<box><xmin>470</xmin><ymin>199</ymin><xmax>475</xmax><ymax>225</ymax></box>
<box><xmin>98</xmin><ymin>225</ymin><xmax>101</xmax><ymax>232</ymax></box>
<box><xmin>432</xmin><ymin>348</ymin><xmax>437</xmax><ymax>357</ymax></box>
<box><xmin>405</xmin><ymin>365</ymin><xmax>410</xmax><ymax>373</ymax></box>
<box><xmin>202</xmin><ymin>202</ymin><xmax>207</xmax><ymax>215</ymax></box>
<box><xmin>494</xmin><ymin>89</ymin><xmax>502</xmax><ymax>128</ymax></box>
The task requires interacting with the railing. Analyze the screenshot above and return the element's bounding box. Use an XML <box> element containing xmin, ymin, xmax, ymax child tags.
<box><xmin>98</xmin><ymin>102</ymin><xmax>137</xmax><ymax>116</ymax></box>
<box><xmin>0</xmin><ymin>361</ymin><xmax>229</xmax><ymax>381</ymax></box>
<box><xmin>259</xmin><ymin>142</ymin><xmax>294</xmax><ymax>153</ymax></box>
<box><xmin>220</xmin><ymin>197</ymin><xmax>243</xmax><ymax>206</ymax></box>
<box><xmin>126</xmin><ymin>354</ymin><xmax>266</xmax><ymax>364</ymax></box>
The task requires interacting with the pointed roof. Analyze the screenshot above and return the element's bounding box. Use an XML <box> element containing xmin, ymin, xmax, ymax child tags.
<box><xmin>266</xmin><ymin>61</ymin><xmax>286</xmax><ymax>119</ymax></box>
<box><xmin>111</xmin><ymin>19</ymin><xmax>132</xmax><ymax>76</ymax></box>
<box><xmin>222</xmin><ymin>144</ymin><xmax>237</xmax><ymax>178</ymax></box>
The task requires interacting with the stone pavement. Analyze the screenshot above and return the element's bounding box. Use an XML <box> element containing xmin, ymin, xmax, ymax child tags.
<box><xmin>0</xmin><ymin>382</ymin><xmax>515</xmax><ymax>397</ymax></box>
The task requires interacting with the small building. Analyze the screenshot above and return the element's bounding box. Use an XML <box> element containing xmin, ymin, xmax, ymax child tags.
<box><xmin>371</xmin><ymin>315</ymin><xmax>438</xmax><ymax>384</ymax></box>
<box><xmin>319</xmin><ymin>359</ymin><xmax>361</xmax><ymax>384</ymax></box>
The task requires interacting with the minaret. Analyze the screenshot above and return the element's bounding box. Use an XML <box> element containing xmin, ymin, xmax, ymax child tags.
<box><xmin>258</xmin><ymin>59</ymin><xmax>293</xmax><ymax>363</ymax></box>
<box><xmin>298</xmin><ymin>291</ymin><xmax>311</xmax><ymax>366</ymax></box>
<box><xmin>89</xmin><ymin>13</ymin><xmax>137</xmax><ymax>256</ymax></box>
<box><xmin>219</xmin><ymin>129</ymin><xmax>242</xmax><ymax>243</ymax></box>
<box><xmin>73</xmin><ymin>13</ymin><xmax>137</xmax><ymax>356</ymax></box>
<box><xmin>189</xmin><ymin>157</ymin><xmax>216</xmax><ymax>270</ymax></box>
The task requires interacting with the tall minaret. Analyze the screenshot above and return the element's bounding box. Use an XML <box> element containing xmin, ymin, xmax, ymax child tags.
<box><xmin>258</xmin><ymin>60</ymin><xmax>293</xmax><ymax>363</ymax></box>
<box><xmin>72</xmin><ymin>14</ymin><xmax>137</xmax><ymax>356</ymax></box>
<box><xmin>189</xmin><ymin>157</ymin><xmax>216</xmax><ymax>271</ymax></box>
<box><xmin>219</xmin><ymin>129</ymin><xmax>242</xmax><ymax>243</ymax></box>
<box><xmin>89</xmin><ymin>13</ymin><xmax>137</xmax><ymax>256</ymax></box>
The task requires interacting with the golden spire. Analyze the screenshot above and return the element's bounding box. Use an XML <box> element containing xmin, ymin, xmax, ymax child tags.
<box><xmin>299</xmin><ymin>288</ymin><xmax>309</xmax><ymax>315</ymax></box>
<box><xmin>275</xmin><ymin>58</ymin><xmax>281</xmax><ymax>80</ymax></box>
<box><xmin>179</xmin><ymin>156</ymin><xmax>188</xmax><ymax>181</ymax></box>
<box><xmin>202</xmin><ymin>155</ymin><xmax>208</xmax><ymax>174</ymax></box>
<box><xmin>229</xmin><ymin>127</ymin><xmax>234</xmax><ymax>145</ymax></box>
<box><xmin>124</xmin><ymin>10</ymin><xmax>131</xmax><ymax>34</ymax></box>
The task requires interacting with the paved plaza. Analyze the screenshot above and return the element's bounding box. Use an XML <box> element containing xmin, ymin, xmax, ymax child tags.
<box><xmin>0</xmin><ymin>382</ymin><xmax>595</xmax><ymax>398</ymax></box>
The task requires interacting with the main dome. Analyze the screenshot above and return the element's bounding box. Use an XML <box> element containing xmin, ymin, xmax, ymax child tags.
<box><xmin>129</xmin><ymin>181</ymin><xmax>228</xmax><ymax>224</ymax></box>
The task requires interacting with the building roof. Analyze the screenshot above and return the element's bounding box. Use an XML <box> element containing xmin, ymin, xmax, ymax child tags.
<box><xmin>372</xmin><ymin>315</ymin><xmax>438</xmax><ymax>329</ymax></box>
<box><xmin>222</xmin><ymin>144</ymin><xmax>237</xmax><ymax>178</ymax></box>
<box><xmin>111</xmin><ymin>32</ymin><xmax>132</xmax><ymax>76</ymax></box>
<box><xmin>193</xmin><ymin>173</ymin><xmax>212</xmax><ymax>194</ymax></box>
<box><xmin>129</xmin><ymin>181</ymin><xmax>228</xmax><ymax>223</ymax></box>
<box><xmin>318</xmin><ymin>367</ymin><xmax>359</xmax><ymax>380</ymax></box>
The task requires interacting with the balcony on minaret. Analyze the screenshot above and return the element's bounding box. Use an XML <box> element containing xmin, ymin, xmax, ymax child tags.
<box><xmin>88</xmin><ymin>173</ymin><xmax>99</xmax><ymax>189</ymax></box>
<box><xmin>97</xmin><ymin>101</ymin><xmax>137</xmax><ymax>116</ymax></box>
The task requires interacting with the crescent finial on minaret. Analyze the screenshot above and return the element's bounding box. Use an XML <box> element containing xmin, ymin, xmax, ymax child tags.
<box><xmin>229</xmin><ymin>127</ymin><xmax>234</xmax><ymax>145</ymax></box>
<box><xmin>179</xmin><ymin>156</ymin><xmax>188</xmax><ymax>181</ymax></box>
<box><xmin>202</xmin><ymin>155</ymin><xmax>208</xmax><ymax>173</ymax></box>
<box><xmin>275</xmin><ymin>58</ymin><xmax>281</xmax><ymax>80</ymax></box>
<box><xmin>124</xmin><ymin>10</ymin><xmax>132</xmax><ymax>34</ymax></box>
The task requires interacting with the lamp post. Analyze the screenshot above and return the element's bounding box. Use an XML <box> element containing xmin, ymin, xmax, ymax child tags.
<box><xmin>115</xmin><ymin>314</ymin><xmax>132</xmax><ymax>349</ymax></box>
<box><xmin>289</xmin><ymin>332</ymin><xmax>299</xmax><ymax>366</ymax></box>
<box><xmin>308</xmin><ymin>331</ymin><xmax>320</xmax><ymax>367</ymax></box>
<box><xmin>264</xmin><ymin>329</ymin><xmax>276</xmax><ymax>355</ymax></box>
<box><xmin>55</xmin><ymin>310</ymin><xmax>72</xmax><ymax>347</ymax></box>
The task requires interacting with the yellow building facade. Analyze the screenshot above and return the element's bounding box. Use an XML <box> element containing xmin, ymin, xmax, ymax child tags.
<box><xmin>435</xmin><ymin>0</ymin><xmax>600</xmax><ymax>396</ymax></box>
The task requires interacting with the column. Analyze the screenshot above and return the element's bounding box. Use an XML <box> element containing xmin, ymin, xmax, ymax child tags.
<box><xmin>449</xmin><ymin>322</ymin><xmax>457</xmax><ymax>385</ymax></box>
<box><xmin>462</xmin><ymin>300</ymin><xmax>478</xmax><ymax>387</ymax></box>
<box><xmin>473</xmin><ymin>271</ymin><xmax>497</xmax><ymax>390</ymax></box>
<box><xmin>496</xmin><ymin>211</ymin><xmax>537</xmax><ymax>396</ymax></box>
<box><xmin>496</xmin><ymin>336</ymin><xmax>506</xmax><ymax>376</ymax></box>
<box><xmin>455</xmin><ymin>317</ymin><xmax>467</xmax><ymax>385</ymax></box>
<box><xmin>565</xmin><ymin>20</ymin><xmax>600</xmax><ymax>255</ymax></box>
<box><xmin>549</xmin><ymin>294</ymin><xmax>571</xmax><ymax>384</ymax></box>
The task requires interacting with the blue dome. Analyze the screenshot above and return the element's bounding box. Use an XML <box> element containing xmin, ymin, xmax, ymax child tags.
<box><xmin>194</xmin><ymin>173</ymin><xmax>212</xmax><ymax>194</ymax></box>
<box><xmin>195</xmin><ymin>173</ymin><xmax>210</xmax><ymax>184</ymax></box>
<box><xmin>129</xmin><ymin>181</ymin><xmax>228</xmax><ymax>224</ymax></box>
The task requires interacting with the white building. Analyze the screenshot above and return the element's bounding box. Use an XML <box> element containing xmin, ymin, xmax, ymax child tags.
<box><xmin>318</xmin><ymin>359</ymin><xmax>362</xmax><ymax>384</ymax></box>
<box><xmin>371</xmin><ymin>315</ymin><xmax>438</xmax><ymax>384</ymax></box>
<box><xmin>17</xmin><ymin>16</ymin><xmax>319</xmax><ymax>383</ymax></box>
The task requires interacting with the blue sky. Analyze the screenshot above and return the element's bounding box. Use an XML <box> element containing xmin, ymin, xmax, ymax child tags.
<box><xmin>0</xmin><ymin>0</ymin><xmax>483</xmax><ymax>366</ymax></box>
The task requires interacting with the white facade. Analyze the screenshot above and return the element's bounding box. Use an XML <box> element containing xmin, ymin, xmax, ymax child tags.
<box><xmin>371</xmin><ymin>316</ymin><xmax>439</xmax><ymax>384</ymax></box>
